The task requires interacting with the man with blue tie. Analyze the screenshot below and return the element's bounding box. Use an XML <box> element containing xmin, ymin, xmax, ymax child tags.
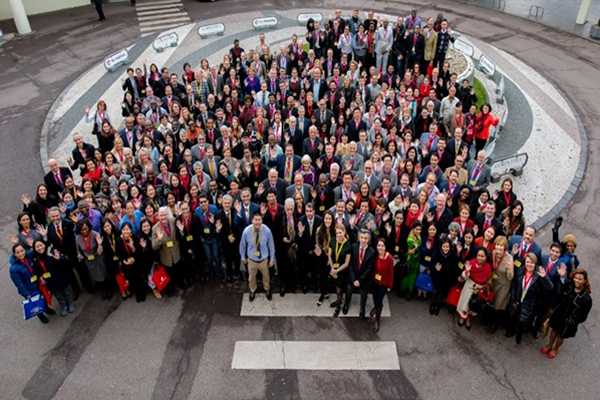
<box><xmin>240</xmin><ymin>213</ymin><xmax>276</xmax><ymax>301</ymax></box>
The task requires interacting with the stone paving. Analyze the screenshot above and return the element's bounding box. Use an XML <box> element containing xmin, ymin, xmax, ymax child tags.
<box><xmin>1</xmin><ymin>2</ymin><xmax>600</xmax><ymax>399</ymax></box>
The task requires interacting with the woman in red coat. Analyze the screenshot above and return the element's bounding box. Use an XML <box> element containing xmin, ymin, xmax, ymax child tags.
<box><xmin>474</xmin><ymin>103</ymin><xmax>499</xmax><ymax>152</ymax></box>
<box><xmin>371</xmin><ymin>238</ymin><xmax>394</xmax><ymax>332</ymax></box>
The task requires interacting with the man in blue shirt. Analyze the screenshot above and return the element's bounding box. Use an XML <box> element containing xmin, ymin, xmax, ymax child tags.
<box><xmin>239</xmin><ymin>213</ymin><xmax>276</xmax><ymax>301</ymax></box>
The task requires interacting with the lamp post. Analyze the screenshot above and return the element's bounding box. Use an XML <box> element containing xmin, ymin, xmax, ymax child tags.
<box><xmin>9</xmin><ymin>0</ymin><xmax>32</xmax><ymax>35</ymax></box>
<box><xmin>576</xmin><ymin>0</ymin><xmax>591</xmax><ymax>25</ymax></box>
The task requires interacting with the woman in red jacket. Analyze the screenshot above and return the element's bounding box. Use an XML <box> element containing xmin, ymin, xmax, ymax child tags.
<box><xmin>474</xmin><ymin>103</ymin><xmax>499</xmax><ymax>153</ymax></box>
<box><xmin>456</xmin><ymin>248</ymin><xmax>493</xmax><ymax>329</ymax></box>
<box><xmin>371</xmin><ymin>238</ymin><xmax>394</xmax><ymax>332</ymax></box>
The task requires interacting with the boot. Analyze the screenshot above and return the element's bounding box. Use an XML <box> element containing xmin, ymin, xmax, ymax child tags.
<box><xmin>373</xmin><ymin>307</ymin><xmax>382</xmax><ymax>332</ymax></box>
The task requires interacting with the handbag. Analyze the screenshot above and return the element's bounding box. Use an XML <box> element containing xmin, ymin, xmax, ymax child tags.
<box><xmin>22</xmin><ymin>294</ymin><xmax>46</xmax><ymax>320</ymax></box>
<box><xmin>477</xmin><ymin>285</ymin><xmax>495</xmax><ymax>304</ymax></box>
<box><xmin>446</xmin><ymin>285</ymin><xmax>462</xmax><ymax>307</ymax></box>
<box><xmin>115</xmin><ymin>271</ymin><xmax>129</xmax><ymax>297</ymax></box>
<box><xmin>415</xmin><ymin>272</ymin><xmax>433</xmax><ymax>293</ymax></box>
<box><xmin>152</xmin><ymin>264</ymin><xmax>171</xmax><ymax>293</ymax></box>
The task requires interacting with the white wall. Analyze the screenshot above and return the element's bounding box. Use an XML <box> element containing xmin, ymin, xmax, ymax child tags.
<box><xmin>0</xmin><ymin>0</ymin><xmax>89</xmax><ymax>21</ymax></box>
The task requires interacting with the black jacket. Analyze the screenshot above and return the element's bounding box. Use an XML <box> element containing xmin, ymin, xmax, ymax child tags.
<box><xmin>510</xmin><ymin>270</ymin><xmax>553</xmax><ymax>322</ymax></box>
<box><xmin>349</xmin><ymin>244</ymin><xmax>376</xmax><ymax>284</ymax></box>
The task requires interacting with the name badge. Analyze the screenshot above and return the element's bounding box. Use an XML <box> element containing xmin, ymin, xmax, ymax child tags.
<box><xmin>186</xmin><ymin>235</ymin><xmax>194</xmax><ymax>242</ymax></box>
<box><xmin>332</xmin><ymin>263</ymin><xmax>339</xmax><ymax>269</ymax></box>
<box><xmin>458</xmin><ymin>262</ymin><xmax>464</xmax><ymax>269</ymax></box>
<box><xmin>203</xmin><ymin>228</ymin><xmax>210</xmax><ymax>234</ymax></box>
<box><xmin>228</xmin><ymin>234</ymin><xmax>235</xmax><ymax>243</ymax></box>
<box><xmin>514</xmin><ymin>260</ymin><xmax>522</xmax><ymax>268</ymax></box>
<box><xmin>254</xmin><ymin>181</ymin><xmax>259</xmax><ymax>187</ymax></box>
<box><xmin>319</xmin><ymin>205</ymin><xmax>325</xmax><ymax>211</ymax></box>
<box><xmin>113</xmin><ymin>256</ymin><xmax>119</xmax><ymax>261</ymax></box>
<box><xmin>375</xmin><ymin>273</ymin><xmax>382</xmax><ymax>281</ymax></box>
<box><xmin>30</xmin><ymin>275</ymin><xmax>38</xmax><ymax>283</ymax></box>
<box><xmin>424</xmin><ymin>256</ymin><xmax>431</xmax><ymax>262</ymax></box>
<box><xmin>87</xmin><ymin>255</ymin><xmax>95</xmax><ymax>261</ymax></box>
<box><xmin>43</xmin><ymin>272</ymin><xmax>51</xmax><ymax>279</ymax></box>
<box><xmin>254</xmin><ymin>251</ymin><xmax>261</xmax><ymax>257</ymax></box>
<box><xmin>394</xmin><ymin>245</ymin><xmax>399</xmax><ymax>252</ymax></box>
<box><xmin>166</xmin><ymin>240</ymin><xmax>174</xmax><ymax>248</ymax></box>
<box><xmin>492</xmin><ymin>272</ymin><xmax>498</xmax><ymax>280</ymax></box>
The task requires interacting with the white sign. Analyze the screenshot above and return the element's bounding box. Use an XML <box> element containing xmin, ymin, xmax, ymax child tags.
<box><xmin>496</xmin><ymin>74</ymin><xmax>505</xmax><ymax>104</ymax></box>
<box><xmin>153</xmin><ymin>31</ymin><xmax>179</xmax><ymax>52</ymax></box>
<box><xmin>478</xmin><ymin>54</ymin><xmax>496</xmax><ymax>77</ymax></box>
<box><xmin>453</xmin><ymin>38</ymin><xmax>474</xmax><ymax>58</ymax></box>
<box><xmin>197</xmin><ymin>23</ymin><xmax>225</xmax><ymax>38</ymax></box>
<box><xmin>490</xmin><ymin>153</ymin><xmax>528</xmax><ymax>181</ymax></box>
<box><xmin>103</xmin><ymin>49</ymin><xmax>129</xmax><ymax>72</ymax></box>
<box><xmin>252</xmin><ymin>16</ymin><xmax>278</xmax><ymax>30</ymax></box>
<box><xmin>297</xmin><ymin>13</ymin><xmax>323</xmax><ymax>25</ymax></box>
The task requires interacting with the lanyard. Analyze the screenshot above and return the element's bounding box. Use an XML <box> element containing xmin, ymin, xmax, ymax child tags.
<box><xmin>522</xmin><ymin>273</ymin><xmax>534</xmax><ymax>300</ymax></box>
<box><xmin>335</xmin><ymin>239</ymin><xmax>346</xmax><ymax>263</ymax></box>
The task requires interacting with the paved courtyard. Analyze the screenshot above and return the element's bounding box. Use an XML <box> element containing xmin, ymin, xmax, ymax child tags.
<box><xmin>0</xmin><ymin>1</ymin><xmax>599</xmax><ymax>399</ymax></box>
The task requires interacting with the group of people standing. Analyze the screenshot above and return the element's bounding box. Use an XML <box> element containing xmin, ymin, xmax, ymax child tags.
<box><xmin>9</xmin><ymin>9</ymin><xmax>590</xmax><ymax>355</ymax></box>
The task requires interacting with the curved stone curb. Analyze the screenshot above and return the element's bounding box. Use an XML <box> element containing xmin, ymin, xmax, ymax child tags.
<box><xmin>528</xmin><ymin>75</ymin><xmax>588</xmax><ymax>231</ymax></box>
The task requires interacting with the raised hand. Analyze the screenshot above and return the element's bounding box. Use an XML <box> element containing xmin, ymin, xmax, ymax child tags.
<box><xmin>20</xmin><ymin>193</ymin><xmax>31</xmax><ymax>206</ymax></box>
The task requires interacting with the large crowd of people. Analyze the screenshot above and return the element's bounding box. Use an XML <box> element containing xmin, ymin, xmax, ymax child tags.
<box><xmin>9</xmin><ymin>9</ymin><xmax>591</xmax><ymax>358</ymax></box>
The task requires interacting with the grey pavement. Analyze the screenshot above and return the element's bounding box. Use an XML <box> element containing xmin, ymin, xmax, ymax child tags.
<box><xmin>1</xmin><ymin>1</ymin><xmax>600</xmax><ymax>399</ymax></box>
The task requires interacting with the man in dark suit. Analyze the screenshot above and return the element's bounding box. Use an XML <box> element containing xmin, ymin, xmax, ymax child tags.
<box><xmin>447</xmin><ymin>127</ymin><xmax>469</xmax><ymax>165</ymax></box>
<box><xmin>344</xmin><ymin>229</ymin><xmax>376</xmax><ymax>317</ymax></box>
<box><xmin>302</xmin><ymin>126</ymin><xmax>322</xmax><ymax>162</ymax></box>
<box><xmin>474</xmin><ymin>201</ymin><xmax>501</xmax><ymax>237</ymax></box>
<box><xmin>44</xmin><ymin>159</ymin><xmax>72</xmax><ymax>197</ymax></box>
<box><xmin>315</xmin><ymin>99</ymin><xmax>333</xmax><ymax>132</ymax></box>
<box><xmin>426</xmin><ymin>193</ymin><xmax>453</xmax><ymax>235</ymax></box>
<box><xmin>181</xmin><ymin>84</ymin><xmax>197</xmax><ymax>110</ymax></box>
<box><xmin>283</xmin><ymin>116</ymin><xmax>304</xmax><ymax>155</ymax></box>
<box><xmin>260</xmin><ymin>168</ymin><xmax>287</xmax><ymax>204</ymax></box>
<box><xmin>122</xmin><ymin>68</ymin><xmax>141</xmax><ymax>100</ymax></box>
<box><xmin>262</xmin><ymin>190</ymin><xmax>285</xmax><ymax>270</ymax></box>
<box><xmin>347</xmin><ymin>108</ymin><xmax>368</xmax><ymax>143</ymax></box>
<box><xmin>201</xmin><ymin>145</ymin><xmax>221</xmax><ymax>180</ymax></box>
<box><xmin>276</xmin><ymin>144</ymin><xmax>301</xmax><ymax>184</ymax></box>
<box><xmin>508</xmin><ymin>226</ymin><xmax>543</xmax><ymax>267</ymax></box>
<box><xmin>296</xmin><ymin>203</ymin><xmax>323</xmax><ymax>293</ymax></box>
<box><xmin>216</xmin><ymin>194</ymin><xmax>241</xmax><ymax>282</ymax></box>
<box><xmin>405</xmin><ymin>24</ymin><xmax>425</xmax><ymax>71</ymax></box>
<box><xmin>295</xmin><ymin>107</ymin><xmax>310</xmax><ymax>139</ymax></box>
<box><xmin>333</xmin><ymin>171</ymin><xmax>357</xmax><ymax>202</ymax></box>
<box><xmin>119</xmin><ymin>116</ymin><xmax>137</xmax><ymax>151</ymax></box>
<box><xmin>169</xmin><ymin>73</ymin><xmax>187</xmax><ymax>99</ymax></box>
<box><xmin>161</xmin><ymin>85</ymin><xmax>180</xmax><ymax>111</ymax></box>
<box><xmin>47</xmin><ymin>207</ymin><xmax>91</xmax><ymax>296</ymax></box>
<box><xmin>325</xmin><ymin>80</ymin><xmax>341</xmax><ymax>111</ymax></box>
<box><xmin>285</xmin><ymin>173</ymin><xmax>311</xmax><ymax>202</ymax></box>
<box><xmin>236</xmin><ymin>188</ymin><xmax>260</xmax><ymax>229</ymax></box>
